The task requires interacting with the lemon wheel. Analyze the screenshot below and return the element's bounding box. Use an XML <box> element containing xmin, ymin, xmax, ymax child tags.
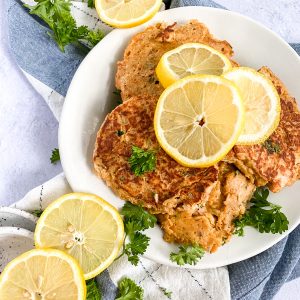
<box><xmin>156</xmin><ymin>43</ymin><xmax>232</xmax><ymax>88</ymax></box>
<box><xmin>34</xmin><ymin>193</ymin><xmax>124</xmax><ymax>280</ymax></box>
<box><xmin>95</xmin><ymin>0</ymin><xmax>162</xmax><ymax>28</ymax></box>
<box><xmin>154</xmin><ymin>75</ymin><xmax>244</xmax><ymax>167</ymax></box>
<box><xmin>223</xmin><ymin>67</ymin><xmax>280</xmax><ymax>144</ymax></box>
<box><xmin>0</xmin><ymin>249</ymin><xmax>86</xmax><ymax>300</ymax></box>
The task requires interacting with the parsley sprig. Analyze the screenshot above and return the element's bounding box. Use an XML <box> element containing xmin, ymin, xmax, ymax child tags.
<box><xmin>128</xmin><ymin>146</ymin><xmax>157</xmax><ymax>176</ymax></box>
<box><xmin>116</xmin><ymin>278</ymin><xmax>143</xmax><ymax>300</ymax></box>
<box><xmin>86</xmin><ymin>278</ymin><xmax>102</xmax><ymax>300</ymax></box>
<box><xmin>170</xmin><ymin>245</ymin><xmax>205</xmax><ymax>266</ymax></box>
<box><xmin>25</xmin><ymin>0</ymin><xmax>103</xmax><ymax>52</ymax></box>
<box><xmin>50</xmin><ymin>148</ymin><xmax>60</xmax><ymax>164</ymax></box>
<box><xmin>118</xmin><ymin>202</ymin><xmax>157</xmax><ymax>265</ymax></box>
<box><xmin>87</xmin><ymin>0</ymin><xmax>95</xmax><ymax>8</ymax></box>
<box><xmin>234</xmin><ymin>187</ymin><xmax>289</xmax><ymax>236</ymax></box>
<box><xmin>161</xmin><ymin>287</ymin><xmax>172</xmax><ymax>299</ymax></box>
<box><xmin>31</xmin><ymin>210</ymin><xmax>44</xmax><ymax>217</ymax></box>
<box><xmin>262</xmin><ymin>139</ymin><xmax>281</xmax><ymax>154</ymax></box>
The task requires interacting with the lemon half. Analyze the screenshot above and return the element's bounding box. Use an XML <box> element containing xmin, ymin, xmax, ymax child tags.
<box><xmin>154</xmin><ymin>75</ymin><xmax>244</xmax><ymax>168</ymax></box>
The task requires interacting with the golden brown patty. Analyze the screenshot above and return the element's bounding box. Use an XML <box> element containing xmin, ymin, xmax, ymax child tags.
<box><xmin>225</xmin><ymin>67</ymin><xmax>300</xmax><ymax>192</ymax></box>
<box><xmin>158</xmin><ymin>164</ymin><xmax>255</xmax><ymax>252</ymax></box>
<box><xmin>115</xmin><ymin>20</ymin><xmax>235</xmax><ymax>101</ymax></box>
<box><xmin>93</xmin><ymin>96</ymin><xmax>255</xmax><ymax>252</ymax></box>
<box><xmin>93</xmin><ymin>96</ymin><xmax>219</xmax><ymax>215</ymax></box>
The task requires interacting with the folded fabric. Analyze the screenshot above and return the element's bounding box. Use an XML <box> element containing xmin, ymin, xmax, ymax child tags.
<box><xmin>5</xmin><ymin>0</ymin><xmax>300</xmax><ymax>299</ymax></box>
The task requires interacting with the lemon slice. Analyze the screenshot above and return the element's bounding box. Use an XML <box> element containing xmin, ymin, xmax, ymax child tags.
<box><xmin>0</xmin><ymin>249</ymin><xmax>86</xmax><ymax>300</ymax></box>
<box><xmin>154</xmin><ymin>75</ymin><xmax>244</xmax><ymax>167</ymax></box>
<box><xmin>34</xmin><ymin>193</ymin><xmax>124</xmax><ymax>280</ymax></box>
<box><xmin>95</xmin><ymin>0</ymin><xmax>162</xmax><ymax>28</ymax></box>
<box><xmin>223</xmin><ymin>67</ymin><xmax>281</xmax><ymax>144</ymax></box>
<box><xmin>156</xmin><ymin>43</ymin><xmax>232</xmax><ymax>88</ymax></box>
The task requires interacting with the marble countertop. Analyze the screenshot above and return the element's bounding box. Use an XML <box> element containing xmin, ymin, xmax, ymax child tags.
<box><xmin>1</xmin><ymin>0</ymin><xmax>300</xmax><ymax>298</ymax></box>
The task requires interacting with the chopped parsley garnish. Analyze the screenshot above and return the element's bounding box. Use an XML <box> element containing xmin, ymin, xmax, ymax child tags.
<box><xmin>112</xmin><ymin>89</ymin><xmax>122</xmax><ymax>108</ymax></box>
<box><xmin>123</xmin><ymin>232</ymin><xmax>150</xmax><ymax>266</ymax></box>
<box><xmin>234</xmin><ymin>186</ymin><xmax>289</xmax><ymax>236</ymax></box>
<box><xmin>121</xmin><ymin>202</ymin><xmax>157</xmax><ymax>230</ymax></box>
<box><xmin>116</xmin><ymin>130</ymin><xmax>125</xmax><ymax>136</ymax></box>
<box><xmin>31</xmin><ymin>210</ymin><xmax>44</xmax><ymax>217</ymax></box>
<box><xmin>86</xmin><ymin>278</ymin><xmax>102</xmax><ymax>300</ymax></box>
<box><xmin>170</xmin><ymin>245</ymin><xmax>205</xmax><ymax>266</ymax></box>
<box><xmin>50</xmin><ymin>148</ymin><xmax>60</xmax><ymax>164</ymax></box>
<box><xmin>161</xmin><ymin>287</ymin><xmax>172</xmax><ymax>299</ymax></box>
<box><xmin>87</xmin><ymin>0</ymin><xmax>95</xmax><ymax>8</ymax></box>
<box><xmin>113</xmin><ymin>90</ymin><xmax>121</xmax><ymax>96</ymax></box>
<box><xmin>85</xmin><ymin>30</ymin><xmax>104</xmax><ymax>47</ymax></box>
<box><xmin>117</xmin><ymin>202</ymin><xmax>157</xmax><ymax>265</ymax></box>
<box><xmin>24</xmin><ymin>0</ymin><xmax>104</xmax><ymax>52</ymax></box>
<box><xmin>128</xmin><ymin>146</ymin><xmax>156</xmax><ymax>176</ymax></box>
<box><xmin>262</xmin><ymin>139</ymin><xmax>280</xmax><ymax>154</ymax></box>
<box><xmin>116</xmin><ymin>278</ymin><xmax>143</xmax><ymax>300</ymax></box>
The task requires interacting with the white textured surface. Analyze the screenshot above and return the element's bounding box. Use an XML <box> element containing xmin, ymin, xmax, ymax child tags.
<box><xmin>217</xmin><ymin>0</ymin><xmax>300</xmax><ymax>42</ymax></box>
<box><xmin>0</xmin><ymin>0</ymin><xmax>300</xmax><ymax>298</ymax></box>
<box><xmin>0</xmin><ymin>0</ymin><xmax>62</xmax><ymax>205</ymax></box>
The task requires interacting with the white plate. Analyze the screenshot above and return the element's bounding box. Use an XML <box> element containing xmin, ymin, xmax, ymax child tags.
<box><xmin>0</xmin><ymin>207</ymin><xmax>37</xmax><ymax>231</ymax></box>
<box><xmin>0</xmin><ymin>227</ymin><xmax>34</xmax><ymax>272</ymax></box>
<box><xmin>59</xmin><ymin>7</ymin><xmax>300</xmax><ymax>268</ymax></box>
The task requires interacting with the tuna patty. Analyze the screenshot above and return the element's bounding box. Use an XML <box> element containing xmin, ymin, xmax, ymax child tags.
<box><xmin>93</xmin><ymin>96</ymin><xmax>255</xmax><ymax>252</ymax></box>
<box><xmin>225</xmin><ymin>67</ymin><xmax>300</xmax><ymax>192</ymax></box>
<box><xmin>115</xmin><ymin>20</ymin><xmax>235</xmax><ymax>101</ymax></box>
<box><xmin>158</xmin><ymin>164</ymin><xmax>255</xmax><ymax>252</ymax></box>
<box><xmin>93</xmin><ymin>96</ymin><xmax>219</xmax><ymax>215</ymax></box>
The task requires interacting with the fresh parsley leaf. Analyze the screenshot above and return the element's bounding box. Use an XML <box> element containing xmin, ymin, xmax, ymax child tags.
<box><xmin>117</xmin><ymin>203</ymin><xmax>157</xmax><ymax>265</ymax></box>
<box><xmin>24</xmin><ymin>0</ymin><xmax>70</xmax><ymax>25</ymax></box>
<box><xmin>86</xmin><ymin>278</ymin><xmax>102</xmax><ymax>300</ymax></box>
<box><xmin>50</xmin><ymin>17</ymin><xmax>89</xmax><ymax>52</ymax></box>
<box><xmin>116</xmin><ymin>130</ymin><xmax>125</xmax><ymax>136</ymax></box>
<box><xmin>124</xmin><ymin>221</ymin><xmax>141</xmax><ymax>236</ymax></box>
<box><xmin>262</xmin><ymin>139</ymin><xmax>280</xmax><ymax>154</ymax></box>
<box><xmin>24</xmin><ymin>0</ymin><xmax>104</xmax><ymax>52</ymax></box>
<box><xmin>87</xmin><ymin>0</ymin><xmax>95</xmax><ymax>8</ymax></box>
<box><xmin>161</xmin><ymin>287</ymin><xmax>172</xmax><ymax>299</ymax></box>
<box><xmin>31</xmin><ymin>210</ymin><xmax>44</xmax><ymax>217</ymax></box>
<box><xmin>112</xmin><ymin>89</ymin><xmax>123</xmax><ymax>108</ymax></box>
<box><xmin>233</xmin><ymin>217</ymin><xmax>247</xmax><ymax>236</ymax></box>
<box><xmin>128</xmin><ymin>146</ymin><xmax>156</xmax><ymax>176</ymax></box>
<box><xmin>170</xmin><ymin>245</ymin><xmax>205</xmax><ymax>266</ymax></box>
<box><xmin>234</xmin><ymin>186</ymin><xmax>289</xmax><ymax>236</ymax></box>
<box><xmin>116</xmin><ymin>278</ymin><xmax>143</xmax><ymax>300</ymax></box>
<box><xmin>50</xmin><ymin>148</ymin><xmax>60</xmax><ymax>164</ymax></box>
<box><xmin>85</xmin><ymin>29</ymin><xmax>105</xmax><ymax>47</ymax></box>
<box><xmin>124</xmin><ymin>232</ymin><xmax>150</xmax><ymax>266</ymax></box>
<box><xmin>113</xmin><ymin>89</ymin><xmax>121</xmax><ymax>96</ymax></box>
<box><xmin>125</xmin><ymin>252</ymin><xmax>139</xmax><ymax>266</ymax></box>
<box><xmin>121</xmin><ymin>202</ymin><xmax>157</xmax><ymax>233</ymax></box>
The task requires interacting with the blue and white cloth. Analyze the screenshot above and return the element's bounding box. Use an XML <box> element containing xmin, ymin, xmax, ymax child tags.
<box><xmin>4</xmin><ymin>0</ymin><xmax>300</xmax><ymax>299</ymax></box>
